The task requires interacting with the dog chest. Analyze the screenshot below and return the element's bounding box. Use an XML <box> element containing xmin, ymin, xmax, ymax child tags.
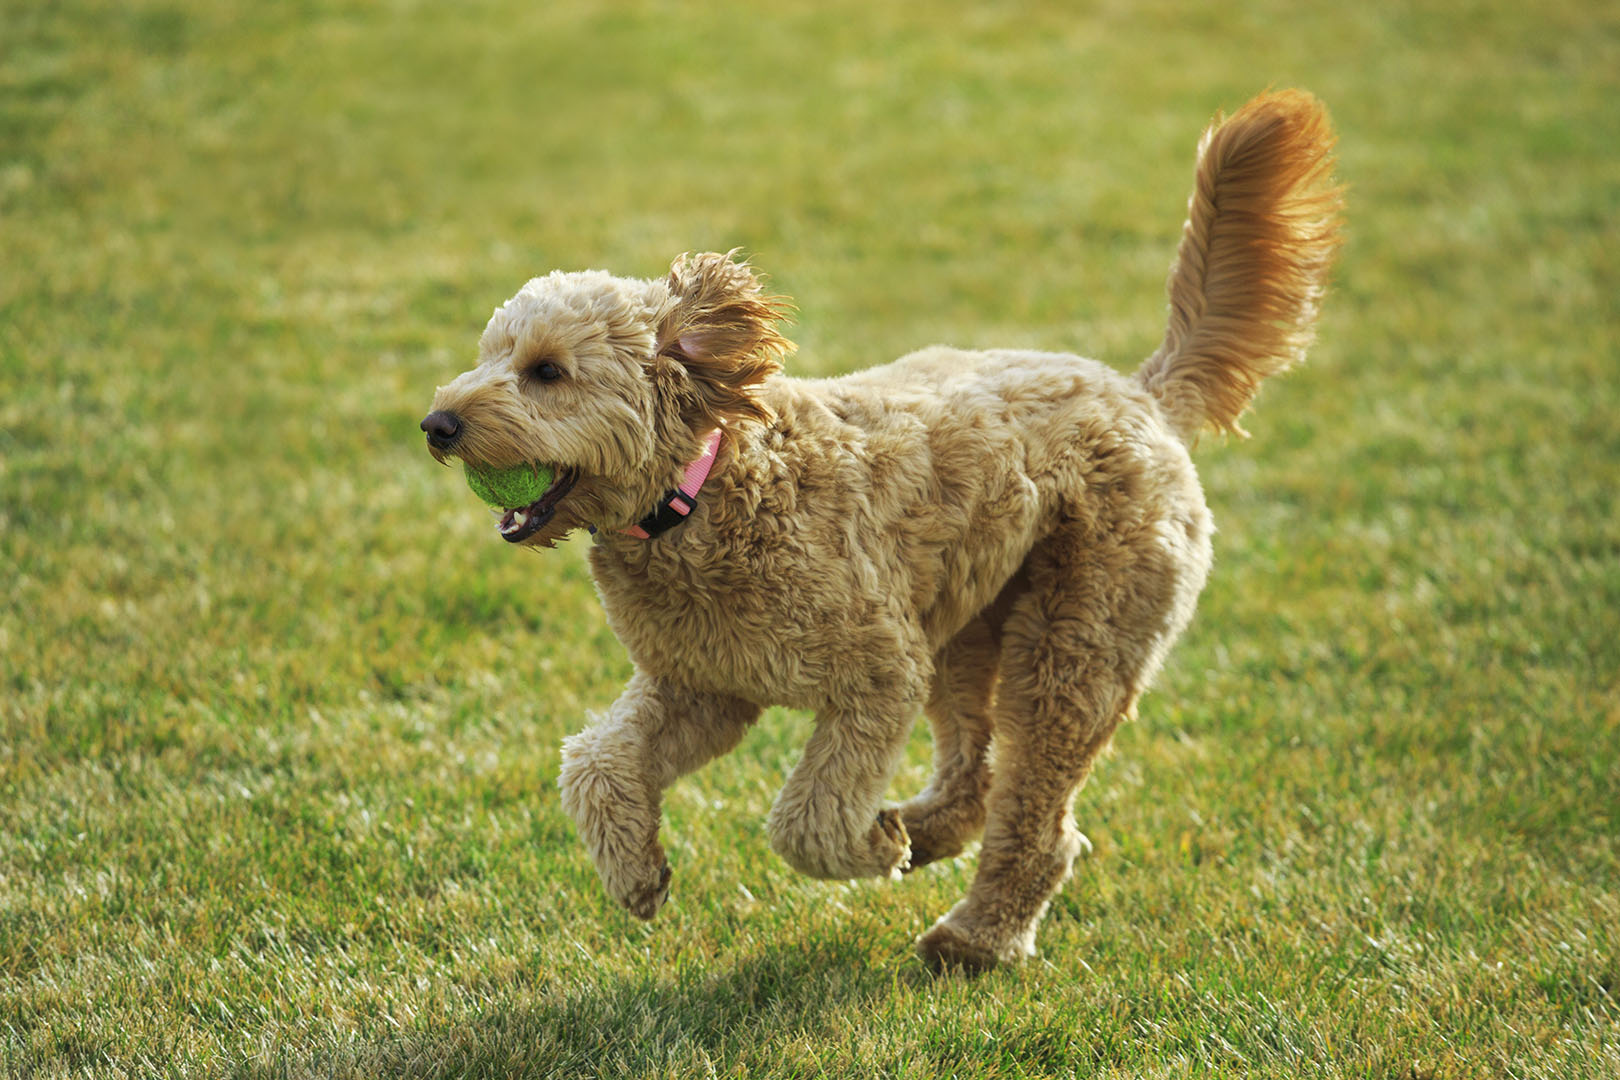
<box><xmin>588</xmin><ymin>540</ymin><xmax>917</xmax><ymax>710</ymax></box>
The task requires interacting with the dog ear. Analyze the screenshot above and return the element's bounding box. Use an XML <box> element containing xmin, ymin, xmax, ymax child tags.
<box><xmin>657</xmin><ymin>251</ymin><xmax>793</xmax><ymax>428</ymax></box>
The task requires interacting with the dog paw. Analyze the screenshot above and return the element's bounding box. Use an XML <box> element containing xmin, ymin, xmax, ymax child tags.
<box><xmin>915</xmin><ymin>902</ymin><xmax>1041</xmax><ymax>974</ymax></box>
<box><xmin>902</xmin><ymin>833</ymin><xmax>962</xmax><ymax>872</ymax></box>
<box><xmin>873</xmin><ymin>807</ymin><xmax>913</xmax><ymax>880</ymax></box>
<box><xmin>898</xmin><ymin>803</ymin><xmax>974</xmax><ymax>871</ymax></box>
<box><xmin>769</xmin><ymin>806</ymin><xmax>913</xmax><ymax>880</ymax></box>
<box><xmin>916</xmin><ymin>920</ymin><xmax>1001</xmax><ymax>975</ymax></box>
<box><xmin>610</xmin><ymin>859</ymin><xmax>672</xmax><ymax>920</ymax></box>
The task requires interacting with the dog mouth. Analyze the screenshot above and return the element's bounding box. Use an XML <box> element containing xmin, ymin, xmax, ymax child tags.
<box><xmin>494</xmin><ymin>468</ymin><xmax>578</xmax><ymax>543</ymax></box>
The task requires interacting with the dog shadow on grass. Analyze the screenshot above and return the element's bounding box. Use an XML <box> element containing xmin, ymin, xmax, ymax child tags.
<box><xmin>354</xmin><ymin>926</ymin><xmax>931</xmax><ymax>1078</ymax></box>
<box><xmin>537</xmin><ymin>939</ymin><xmax>913</xmax><ymax>1062</ymax></box>
<box><xmin>537</xmin><ymin>932</ymin><xmax>922</xmax><ymax>1073</ymax></box>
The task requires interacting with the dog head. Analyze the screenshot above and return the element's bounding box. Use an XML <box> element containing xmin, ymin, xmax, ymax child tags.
<box><xmin>422</xmin><ymin>252</ymin><xmax>792</xmax><ymax>547</ymax></box>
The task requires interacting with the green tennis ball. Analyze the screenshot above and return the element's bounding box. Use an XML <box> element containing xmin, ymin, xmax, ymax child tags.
<box><xmin>463</xmin><ymin>461</ymin><xmax>555</xmax><ymax>508</ymax></box>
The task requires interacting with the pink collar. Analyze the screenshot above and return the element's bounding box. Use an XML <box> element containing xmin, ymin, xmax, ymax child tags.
<box><xmin>620</xmin><ymin>428</ymin><xmax>724</xmax><ymax>540</ymax></box>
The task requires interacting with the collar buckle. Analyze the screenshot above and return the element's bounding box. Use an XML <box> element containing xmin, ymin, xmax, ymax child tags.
<box><xmin>621</xmin><ymin>428</ymin><xmax>723</xmax><ymax>541</ymax></box>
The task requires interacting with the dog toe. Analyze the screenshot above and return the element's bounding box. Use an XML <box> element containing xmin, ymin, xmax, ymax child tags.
<box><xmin>622</xmin><ymin>861</ymin><xmax>672</xmax><ymax>920</ymax></box>
<box><xmin>916</xmin><ymin>921</ymin><xmax>1001</xmax><ymax>975</ymax></box>
<box><xmin>874</xmin><ymin>807</ymin><xmax>912</xmax><ymax>878</ymax></box>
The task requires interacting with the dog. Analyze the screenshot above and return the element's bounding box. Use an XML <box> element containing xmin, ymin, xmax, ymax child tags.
<box><xmin>420</xmin><ymin>89</ymin><xmax>1342</xmax><ymax>971</ymax></box>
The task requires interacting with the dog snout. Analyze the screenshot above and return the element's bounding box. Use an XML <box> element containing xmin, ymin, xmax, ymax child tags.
<box><xmin>420</xmin><ymin>410</ymin><xmax>462</xmax><ymax>450</ymax></box>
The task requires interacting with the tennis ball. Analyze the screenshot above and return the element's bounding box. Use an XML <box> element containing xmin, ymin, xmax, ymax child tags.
<box><xmin>463</xmin><ymin>461</ymin><xmax>555</xmax><ymax>508</ymax></box>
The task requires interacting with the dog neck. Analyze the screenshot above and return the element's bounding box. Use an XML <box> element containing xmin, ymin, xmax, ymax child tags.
<box><xmin>615</xmin><ymin>427</ymin><xmax>724</xmax><ymax>540</ymax></box>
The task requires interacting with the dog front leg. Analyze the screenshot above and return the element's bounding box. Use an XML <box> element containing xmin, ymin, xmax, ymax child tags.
<box><xmin>558</xmin><ymin>671</ymin><xmax>760</xmax><ymax>918</ymax></box>
<box><xmin>766</xmin><ymin>693</ymin><xmax>918</xmax><ymax>881</ymax></box>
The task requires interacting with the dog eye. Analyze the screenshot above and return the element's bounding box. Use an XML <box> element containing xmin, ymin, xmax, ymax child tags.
<box><xmin>531</xmin><ymin>361</ymin><xmax>563</xmax><ymax>382</ymax></box>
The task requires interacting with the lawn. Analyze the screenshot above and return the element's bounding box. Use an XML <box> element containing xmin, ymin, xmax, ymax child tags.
<box><xmin>2</xmin><ymin>0</ymin><xmax>1617</xmax><ymax>1076</ymax></box>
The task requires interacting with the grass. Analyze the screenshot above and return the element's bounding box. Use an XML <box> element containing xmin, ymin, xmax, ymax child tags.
<box><xmin>2</xmin><ymin>0</ymin><xmax>1617</xmax><ymax>1076</ymax></box>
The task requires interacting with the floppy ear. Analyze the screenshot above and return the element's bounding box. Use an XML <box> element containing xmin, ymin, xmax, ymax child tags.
<box><xmin>657</xmin><ymin>251</ymin><xmax>793</xmax><ymax>428</ymax></box>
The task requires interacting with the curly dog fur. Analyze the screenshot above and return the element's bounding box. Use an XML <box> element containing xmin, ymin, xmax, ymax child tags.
<box><xmin>422</xmin><ymin>90</ymin><xmax>1343</xmax><ymax>970</ymax></box>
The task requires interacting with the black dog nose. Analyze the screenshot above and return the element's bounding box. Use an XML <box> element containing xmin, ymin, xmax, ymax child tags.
<box><xmin>420</xmin><ymin>410</ymin><xmax>462</xmax><ymax>449</ymax></box>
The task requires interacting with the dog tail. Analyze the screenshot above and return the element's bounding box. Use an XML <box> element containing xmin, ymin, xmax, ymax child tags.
<box><xmin>1136</xmin><ymin>89</ymin><xmax>1344</xmax><ymax>441</ymax></box>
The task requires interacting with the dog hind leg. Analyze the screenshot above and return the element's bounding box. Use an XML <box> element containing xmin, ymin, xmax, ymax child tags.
<box><xmin>917</xmin><ymin>501</ymin><xmax>1209</xmax><ymax>971</ymax></box>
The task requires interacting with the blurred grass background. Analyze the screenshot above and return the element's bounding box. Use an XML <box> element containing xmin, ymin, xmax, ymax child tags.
<box><xmin>2</xmin><ymin>0</ymin><xmax>1617</xmax><ymax>1076</ymax></box>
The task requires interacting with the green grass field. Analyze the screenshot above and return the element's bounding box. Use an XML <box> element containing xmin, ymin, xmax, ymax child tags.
<box><xmin>3</xmin><ymin>1</ymin><xmax>1617</xmax><ymax>1076</ymax></box>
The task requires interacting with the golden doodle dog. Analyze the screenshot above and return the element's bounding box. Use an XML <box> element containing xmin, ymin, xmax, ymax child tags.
<box><xmin>421</xmin><ymin>90</ymin><xmax>1343</xmax><ymax>970</ymax></box>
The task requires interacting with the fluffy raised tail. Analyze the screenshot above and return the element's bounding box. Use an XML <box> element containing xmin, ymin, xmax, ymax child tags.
<box><xmin>1136</xmin><ymin>89</ymin><xmax>1345</xmax><ymax>440</ymax></box>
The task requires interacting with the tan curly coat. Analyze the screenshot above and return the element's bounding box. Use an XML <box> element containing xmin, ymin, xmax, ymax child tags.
<box><xmin>423</xmin><ymin>90</ymin><xmax>1343</xmax><ymax>970</ymax></box>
